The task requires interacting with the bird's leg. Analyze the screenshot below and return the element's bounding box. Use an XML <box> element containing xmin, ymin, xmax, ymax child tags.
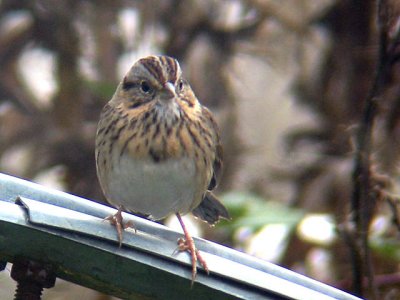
<box><xmin>175</xmin><ymin>213</ymin><xmax>209</xmax><ymax>285</ymax></box>
<box><xmin>104</xmin><ymin>206</ymin><xmax>135</xmax><ymax>247</ymax></box>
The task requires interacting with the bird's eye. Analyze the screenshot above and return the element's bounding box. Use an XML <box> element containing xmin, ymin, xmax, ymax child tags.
<box><xmin>140</xmin><ymin>81</ymin><xmax>151</xmax><ymax>94</ymax></box>
<box><xmin>178</xmin><ymin>79</ymin><xmax>184</xmax><ymax>91</ymax></box>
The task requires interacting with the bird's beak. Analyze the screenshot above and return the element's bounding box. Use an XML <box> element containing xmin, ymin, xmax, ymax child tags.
<box><xmin>160</xmin><ymin>82</ymin><xmax>176</xmax><ymax>100</ymax></box>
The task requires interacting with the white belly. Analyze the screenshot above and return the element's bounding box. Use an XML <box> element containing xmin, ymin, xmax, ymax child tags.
<box><xmin>104</xmin><ymin>153</ymin><xmax>199</xmax><ymax>220</ymax></box>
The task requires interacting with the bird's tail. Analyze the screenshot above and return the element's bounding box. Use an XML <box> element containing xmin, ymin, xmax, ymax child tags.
<box><xmin>192</xmin><ymin>191</ymin><xmax>230</xmax><ymax>225</ymax></box>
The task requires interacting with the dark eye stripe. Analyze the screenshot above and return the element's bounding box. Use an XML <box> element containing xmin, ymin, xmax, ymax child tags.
<box><xmin>122</xmin><ymin>78</ymin><xmax>137</xmax><ymax>90</ymax></box>
<box><xmin>128</xmin><ymin>101</ymin><xmax>143</xmax><ymax>109</ymax></box>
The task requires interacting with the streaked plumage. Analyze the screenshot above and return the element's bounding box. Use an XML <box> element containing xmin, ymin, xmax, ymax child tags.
<box><xmin>95</xmin><ymin>55</ymin><xmax>229</xmax><ymax>282</ymax></box>
<box><xmin>96</xmin><ymin>55</ymin><xmax>228</xmax><ymax>222</ymax></box>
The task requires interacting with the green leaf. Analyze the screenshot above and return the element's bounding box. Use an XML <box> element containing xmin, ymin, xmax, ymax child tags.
<box><xmin>371</xmin><ymin>237</ymin><xmax>400</xmax><ymax>261</ymax></box>
<box><xmin>84</xmin><ymin>80</ymin><xmax>117</xmax><ymax>99</ymax></box>
<box><xmin>219</xmin><ymin>191</ymin><xmax>304</xmax><ymax>231</ymax></box>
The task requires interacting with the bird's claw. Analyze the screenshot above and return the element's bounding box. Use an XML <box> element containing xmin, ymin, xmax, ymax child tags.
<box><xmin>104</xmin><ymin>206</ymin><xmax>136</xmax><ymax>247</ymax></box>
<box><xmin>174</xmin><ymin>236</ymin><xmax>209</xmax><ymax>286</ymax></box>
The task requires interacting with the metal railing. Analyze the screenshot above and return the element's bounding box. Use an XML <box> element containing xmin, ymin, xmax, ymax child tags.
<box><xmin>0</xmin><ymin>173</ymin><xmax>362</xmax><ymax>300</ymax></box>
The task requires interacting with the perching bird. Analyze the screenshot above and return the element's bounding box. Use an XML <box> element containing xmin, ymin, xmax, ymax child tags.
<box><xmin>95</xmin><ymin>55</ymin><xmax>229</xmax><ymax>283</ymax></box>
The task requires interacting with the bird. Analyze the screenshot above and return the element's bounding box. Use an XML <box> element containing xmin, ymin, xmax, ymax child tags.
<box><xmin>95</xmin><ymin>55</ymin><xmax>230</xmax><ymax>283</ymax></box>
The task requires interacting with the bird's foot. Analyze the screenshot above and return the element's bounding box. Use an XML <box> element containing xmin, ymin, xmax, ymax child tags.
<box><xmin>175</xmin><ymin>213</ymin><xmax>209</xmax><ymax>286</ymax></box>
<box><xmin>104</xmin><ymin>206</ymin><xmax>135</xmax><ymax>247</ymax></box>
<box><xmin>176</xmin><ymin>237</ymin><xmax>209</xmax><ymax>284</ymax></box>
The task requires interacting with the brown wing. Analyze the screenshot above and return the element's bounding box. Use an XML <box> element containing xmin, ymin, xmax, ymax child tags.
<box><xmin>202</xmin><ymin>106</ymin><xmax>223</xmax><ymax>191</ymax></box>
<box><xmin>192</xmin><ymin>107</ymin><xmax>230</xmax><ymax>224</ymax></box>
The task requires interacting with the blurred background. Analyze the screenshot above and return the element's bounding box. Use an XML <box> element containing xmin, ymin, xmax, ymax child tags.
<box><xmin>1</xmin><ymin>0</ymin><xmax>400</xmax><ymax>299</ymax></box>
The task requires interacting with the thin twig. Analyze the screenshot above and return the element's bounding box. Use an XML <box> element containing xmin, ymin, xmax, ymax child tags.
<box><xmin>350</xmin><ymin>0</ymin><xmax>397</xmax><ymax>298</ymax></box>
